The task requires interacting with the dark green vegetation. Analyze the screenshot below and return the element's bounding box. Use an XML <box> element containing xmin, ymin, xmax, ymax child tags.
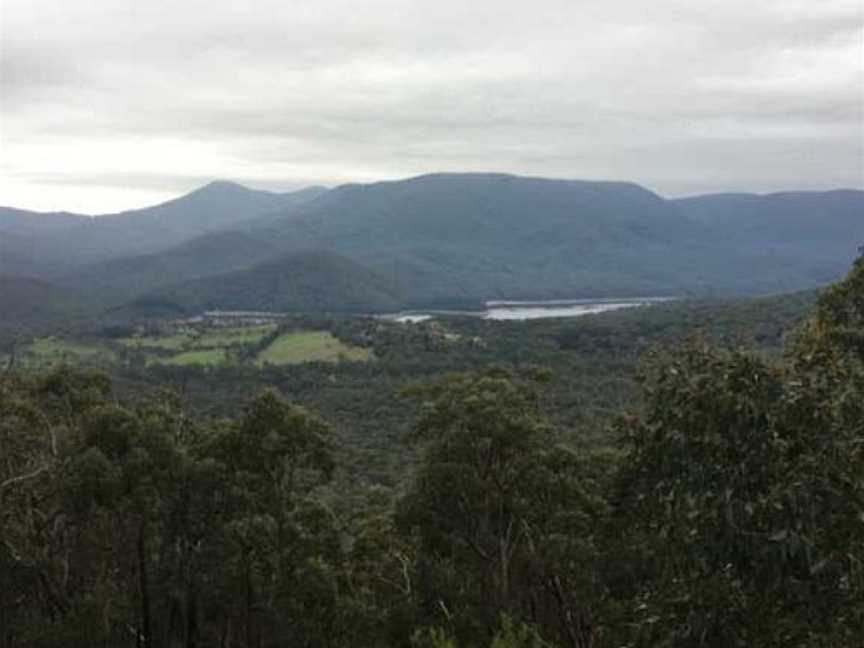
<box><xmin>152</xmin><ymin>250</ymin><xmax>408</xmax><ymax>315</ymax></box>
<box><xmin>0</xmin><ymin>277</ymin><xmax>94</xmax><ymax>327</ymax></box>
<box><xmin>0</xmin><ymin>182</ymin><xmax>325</xmax><ymax>276</ymax></box>
<box><xmin>252</xmin><ymin>174</ymin><xmax>861</xmax><ymax>301</ymax></box>
<box><xmin>673</xmin><ymin>189</ymin><xmax>862</xmax><ymax>285</ymax></box>
<box><xmin>2</xmin><ymin>256</ymin><xmax>862</xmax><ymax>647</ymax></box>
<box><xmin>2</xmin><ymin>173</ymin><xmax>861</xmax><ymax>322</ymax></box>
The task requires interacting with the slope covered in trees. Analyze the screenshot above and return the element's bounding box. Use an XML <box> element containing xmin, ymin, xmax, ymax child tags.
<box><xmin>0</xmin><ymin>182</ymin><xmax>326</xmax><ymax>276</ymax></box>
<box><xmin>247</xmin><ymin>173</ymin><xmax>853</xmax><ymax>300</ymax></box>
<box><xmin>63</xmin><ymin>230</ymin><xmax>282</xmax><ymax>304</ymax></box>
<box><xmin>140</xmin><ymin>249</ymin><xmax>410</xmax><ymax>314</ymax></box>
<box><xmin>5</xmin><ymin>175</ymin><xmax>860</xmax><ymax>312</ymax></box>
<box><xmin>674</xmin><ymin>189</ymin><xmax>864</xmax><ymax>285</ymax></box>
<box><xmin>0</xmin><ymin>276</ymin><xmax>95</xmax><ymax>328</ymax></box>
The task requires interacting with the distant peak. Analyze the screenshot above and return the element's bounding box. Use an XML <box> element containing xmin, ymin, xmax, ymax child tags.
<box><xmin>196</xmin><ymin>180</ymin><xmax>251</xmax><ymax>193</ymax></box>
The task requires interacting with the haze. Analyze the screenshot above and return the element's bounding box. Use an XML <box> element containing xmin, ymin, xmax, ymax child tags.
<box><xmin>1</xmin><ymin>0</ymin><xmax>862</xmax><ymax>213</ymax></box>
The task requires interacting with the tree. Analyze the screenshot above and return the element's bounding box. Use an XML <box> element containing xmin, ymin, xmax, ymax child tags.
<box><xmin>612</xmin><ymin>260</ymin><xmax>864</xmax><ymax>647</ymax></box>
<box><xmin>399</xmin><ymin>368</ymin><xmax>607</xmax><ymax>647</ymax></box>
<box><xmin>205</xmin><ymin>389</ymin><xmax>335</xmax><ymax>648</ymax></box>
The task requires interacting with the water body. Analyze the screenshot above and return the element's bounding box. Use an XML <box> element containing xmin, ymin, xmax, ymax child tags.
<box><xmin>388</xmin><ymin>297</ymin><xmax>674</xmax><ymax>323</ymax></box>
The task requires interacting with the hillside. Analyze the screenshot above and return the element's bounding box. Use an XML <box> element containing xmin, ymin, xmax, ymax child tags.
<box><xmin>6</xmin><ymin>174</ymin><xmax>862</xmax><ymax>311</ymax></box>
<box><xmin>0</xmin><ymin>276</ymin><xmax>95</xmax><ymax>327</ymax></box>
<box><xmin>64</xmin><ymin>230</ymin><xmax>281</xmax><ymax>303</ymax></box>
<box><xmin>0</xmin><ymin>182</ymin><xmax>327</xmax><ymax>275</ymax></box>
<box><xmin>130</xmin><ymin>250</ymin><xmax>408</xmax><ymax>315</ymax></box>
<box><xmin>251</xmin><ymin>173</ymin><xmax>842</xmax><ymax>300</ymax></box>
<box><xmin>674</xmin><ymin>189</ymin><xmax>864</xmax><ymax>283</ymax></box>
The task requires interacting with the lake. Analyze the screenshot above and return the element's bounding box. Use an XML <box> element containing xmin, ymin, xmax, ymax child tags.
<box><xmin>387</xmin><ymin>297</ymin><xmax>673</xmax><ymax>323</ymax></box>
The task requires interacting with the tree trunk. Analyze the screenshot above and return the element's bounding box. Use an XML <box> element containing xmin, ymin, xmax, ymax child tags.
<box><xmin>137</xmin><ymin>521</ymin><xmax>152</xmax><ymax>648</ymax></box>
<box><xmin>185</xmin><ymin>585</ymin><xmax>198</xmax><ymax>648</ymax></box>
<box><xmin>245</xmin><ymin>558</ymin><xmax>253</xmax><ymax>648</ymax></box>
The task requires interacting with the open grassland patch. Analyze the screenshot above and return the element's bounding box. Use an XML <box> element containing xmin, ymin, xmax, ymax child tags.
<box><xmin>24</xmin><ymin>337</ymin><xmax>117</xmax><ymax>368</ymax></box>
<box><xmin>256</xmin><ymin>331</ymin><xmax>371</xmax><ymax>366</ymax></box>
<box><xmin>153</xmin><ymin>348</ymin><xmax>229</xmax><ymax>366</ymax></box>
<box><xmin>121</xmin><ymin>324</ymin><xmax>276</xmax><ymax>353</ymax></box>
<box><xmin>191</xmin><ymin>324</ymin><xmax>277</xmax><ymax>349</ymax></box>
<box><xmin>120</xmin><ymin>332</ymin><xmax>192</xmax><ymax>351</ymax></box>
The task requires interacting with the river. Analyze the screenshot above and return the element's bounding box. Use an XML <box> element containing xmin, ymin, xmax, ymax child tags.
<box><xmin>386</xmin><ymin>297</ymin><xmax>674</xmax><ymax>323</ymax></box>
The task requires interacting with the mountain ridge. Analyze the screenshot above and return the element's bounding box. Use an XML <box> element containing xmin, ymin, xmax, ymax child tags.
<box><xmin>0</xmin><ymin>182</ymin><xmax>329</xmax><ymax>276</ymax></box>
<box><xmin>3</xmin><ymin>173</ymin><xmax>862</xmax><ymax>315</ymax></box>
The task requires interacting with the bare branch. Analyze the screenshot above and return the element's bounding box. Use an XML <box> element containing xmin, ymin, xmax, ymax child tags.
<box><xmin>0</xmin><ymin>463</ymin><xmax>51</xmax><ymax>492</ymax></box>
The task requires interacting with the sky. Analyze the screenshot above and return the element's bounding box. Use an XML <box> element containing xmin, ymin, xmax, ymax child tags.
<box><xmin>1</xmin><ymin>0</ymin><xmax>863</xmax><ymax>214</ymax></box>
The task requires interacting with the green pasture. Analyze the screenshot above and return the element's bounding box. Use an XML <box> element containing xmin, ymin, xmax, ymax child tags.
<box><xmin>190</xmin><ymin>324</ymin><xmax>277</xmax><ymax>349</ymax></box>
<box><xmin>120</xmin><ymin>331</ymin><xmax>192</xmax><ymax>351</ymax></box>
<box><xmin>256</xmin><ymin>331</ymin><xmax>371</xmax><ymax>366</ymax></box>
<box><xmin>23</xmin><ymin>337</ymin><xmax>117</xmax><ymax>368</ymax></box>
<box><xmin>152</xmin><ymin>348</ymin><xmax>229</xmax><ymax>366</ymax></box>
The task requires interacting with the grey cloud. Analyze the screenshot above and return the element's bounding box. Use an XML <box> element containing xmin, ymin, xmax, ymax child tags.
<box><xmin>1</xmin><ymin>0</ymin><xmax>862</xmax><ymax>211</ymax></box>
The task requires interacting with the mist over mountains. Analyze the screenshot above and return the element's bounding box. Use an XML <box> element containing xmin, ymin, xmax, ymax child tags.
<box><xmin>1</xmin><ymin>173</ymin><xmax>861</xmax><ymax>321</ymax></box>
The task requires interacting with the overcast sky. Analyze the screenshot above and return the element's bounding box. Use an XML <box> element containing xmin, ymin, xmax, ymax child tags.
<box><xmin>1</xmin><ymin>0</ymin><xmax>863</xmax><ymax>213</ymax></box>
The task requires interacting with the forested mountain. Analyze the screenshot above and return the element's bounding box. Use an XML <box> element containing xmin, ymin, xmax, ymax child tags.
<box><xmin>244</xmin><ymin>174</ymin><xmax>864</xmax><ymax>301</ymax></box>
<box><xmin>0</xmin><ymin>182</ymin><xmax>327</xmax><ymax>276</ymax></box>
<box><xmin>63</xmin><ymin>230</ymin><xmax>281</xmax><ymax>303</ymax></box>
<box><xmin>674</xmin><ymin>189</ymin><xmax>864</xmax><ymax>284</ymax></box>
<box><xmin>3</xmin><ymin>174</ymin><xmax>862</xmax><ymax>313</ymax></box>
<box><xmin>0</xmin><ymin>276</ymin><xmax>94</xmax><ymax>327</ymax></box>
<box><xmin>254</xmin><ymin>173</ymin><xmax>718</xmax><ymax>300</ymax></box>
<box><xmin>137</xmin><ymin>249</ymin><xmax>408</xmax><ymax>315</ymax></box>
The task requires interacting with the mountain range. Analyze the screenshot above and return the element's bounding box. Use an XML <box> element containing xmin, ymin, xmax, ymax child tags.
<box><xmin>0</xmin><ymin>181</ymin><xmax>326</xmax><ymax>276</ymax></box>
<box><xmin>1</xmin><ymin>173</ymin><xmax>861</xmax><ymax>323</ymax></box>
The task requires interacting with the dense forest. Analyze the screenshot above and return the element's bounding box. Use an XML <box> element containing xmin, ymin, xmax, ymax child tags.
<box><xmin>1</xmin><ymin>259</ymin><xmax>862</xmax><ymax>647</ymax></box>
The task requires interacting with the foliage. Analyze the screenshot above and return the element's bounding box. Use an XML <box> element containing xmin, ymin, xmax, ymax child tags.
<box><xmin>2</xmin><ymin>258</ymin><xmax>863</xmax><ymax>647</ymax></box>
<box><xmin>610</xmin><ymin>256</ymin><xmax>864</xmax><ymax>646</ymax></box>
<box><xmin>399</xmin><ymin>368</ymin><xmax>609</xmax><ymax>647</ymax></box>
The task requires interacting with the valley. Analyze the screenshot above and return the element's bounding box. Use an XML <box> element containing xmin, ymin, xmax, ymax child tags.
<box><xmin>2</xmin><ymin>174</ymin><xmax>861</xmax><ymax>327</ymax></box>
<box><xmin>4</xmin><ymin>1</ymin><xmax>862</xmax><ymax>643</ymax></box>
<box><xmin>0</xmin><ymin>172</ymin><xmax>860</xmax><ymax>648</ymax></box>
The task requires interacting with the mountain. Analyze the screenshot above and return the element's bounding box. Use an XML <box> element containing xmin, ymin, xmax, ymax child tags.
<box><xmin>0</xmin><ymin>276</ymin><xmax>95</xmax><ymax>327</ymax></box>
<box><xmin>64</xmin><ymin>230</ymin><xmax>281</xmax><ymax>304</ymax></box>
<box><xmin>93</xmin><ymin>181</ymin><xmax>326</xmax><ymax>244</ymax></box>
<box><xmin>0</xmin><ymin>182</ymin><xmax>327</xmax><ymax>276</ymax></box>
<box><xmin>5</xmin><ymin>174</ymin><xmax>862</xmax><ymax>315</ymax></box>
<box><xmin>0</xmin><ymin>209</ymin><xmax>91</xmax><ymax>276</ymax></box>
<box><xmin>67</xmin><ymin>173</ymin><xmax>718</xmax><ymax>304</ymax></box>
<box><xmin>673</xmin><ymin>189</ymin><xmax>864</xmax><ymax>284</ymax></box>
<box><xmin>249</xmin><ymin>173</ymin><xmax>837</xmax><ymax>300</ymax></box>
<box><xmin>125</xmin><ymin>250</ymin><xmax>407</xmax><ymax>315</ymax></box>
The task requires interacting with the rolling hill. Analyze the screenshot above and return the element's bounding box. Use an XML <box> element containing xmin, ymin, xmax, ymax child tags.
<box><xmin>248</xmin><ymin>173</ymin><xmax>855</xmax><ymax>300</ymax></box>
<box><xmin>127</xmin><ymin>250</ymin><xmax>408</xmax><ymax>315</ymax></box>
<box><xmin>673</xmin><ymin>189</ymin><xmax>864</xmax><ymax>284</ymax></box>
<box><xmin>0</xmin><ymin>182</ymin><xmax>327</xmax><ymax>276</ymax></box>
<box><xmin>64</xmin><ymin>230</ymin><xmax>281</xmax><ymax>304</ymax></box>
<box><xmin>5</xmin><ymin>174</ymin><xmax>862</xmax><ymax>315</ymax></box>
<box><xmin>0</xmin><ymin>276</ymin><xmax>95</xmax><ymax>327</ymax></box>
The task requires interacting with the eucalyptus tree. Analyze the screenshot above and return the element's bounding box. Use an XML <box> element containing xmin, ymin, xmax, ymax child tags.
<box><xmin>613</xmin><ymin>257</ymin><xmax>864</xmax><ymax>646</ymax></box>
<box><xmin>204</xmin><ymin>389</ymin><xmax>335</xmax><ymax>648</ymax></box>
<box><xmin>399</xmin><ymin>367</ymin><xmax>609</xmax><ymax>648</ymax></box>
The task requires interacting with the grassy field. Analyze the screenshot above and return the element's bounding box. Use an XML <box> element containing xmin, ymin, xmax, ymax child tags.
<box><xmin>120</xmin><ymin>331</ymin><xmax>193</xmax><ymax>350</ymax></box>
<box><xmin>23</xmin><ymin>337</ymin><xmax>117</xmax><ymax>368</ymax></box>
<box><xmin>121</xmin><ymin>324</ymin><xmax>276</xmax><ymax>352</ymax></box>
<box><xmin>190</xmin><ymin>324</ymin><xmax>277</xmax><ymax>349</ymax></box>
<box><xmin>21</xmin><ymin>326</ymin><xmax>368</xmax><ymax>370</ymax></box>
<box><xmin>256</xmin><ymin>331</ymin><xmax>372</xmax><ymax>365</ymax></box>
<box><xmin>153</xmin><ymin>348</ymin><xmax>229</xmax><ymax>366</ymax></box>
